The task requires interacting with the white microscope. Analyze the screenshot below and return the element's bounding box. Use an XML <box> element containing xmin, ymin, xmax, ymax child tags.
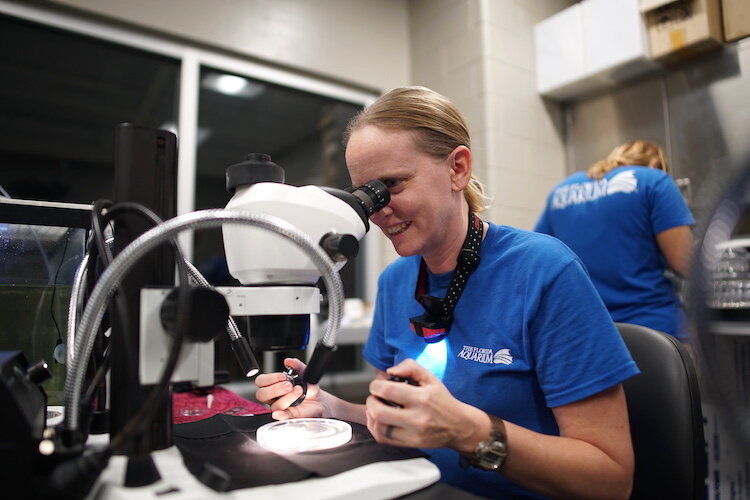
<box><xmin>24</xmin><ymin>153</ymin><xmax>411</xmax><ymax>499</ymax></box>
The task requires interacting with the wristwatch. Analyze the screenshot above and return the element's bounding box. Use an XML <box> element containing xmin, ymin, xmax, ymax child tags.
<box><xmin>467</xmin><ymin>416</ymin><xmax>508</xmax><ymax>471</ymax></box>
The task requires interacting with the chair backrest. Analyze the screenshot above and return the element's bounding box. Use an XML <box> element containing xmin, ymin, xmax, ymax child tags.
<box><xmin>615</xmin><ymin>322</ymin><xmax>706</xmax><ymax>500</ymax></box>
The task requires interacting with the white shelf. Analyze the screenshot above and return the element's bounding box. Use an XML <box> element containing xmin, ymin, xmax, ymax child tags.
<box><xmin>534</xmin><ymin>0</ymin><xmax>659</xmax><ymax>101</ymax></box>
<box><xmin>708</xmin><ymin>321</ymin><xmax>750</xmax><ymax>336</ymax></box>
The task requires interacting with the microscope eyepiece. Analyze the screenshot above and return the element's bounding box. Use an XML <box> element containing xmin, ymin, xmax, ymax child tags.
<box><xmin>349</xmin><ymin>180</ymin><xmax>390</xmax><ymax>217</ymax></box>
<box><xmin>318</xmin><ymin>179</ymin><xmax>390</xmax><ymax>231</ymax></box>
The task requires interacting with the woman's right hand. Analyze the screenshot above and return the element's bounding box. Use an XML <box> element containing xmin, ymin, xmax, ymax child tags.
<box><xmin>254</xmin><ymin>357</ymin><xmax>327</xmax><ymax>420</ymax></box>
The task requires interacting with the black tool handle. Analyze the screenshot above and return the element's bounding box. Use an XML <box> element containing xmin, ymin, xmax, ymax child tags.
<box><xmin>377</xmin><ymin>374</ymin><xmax>419</xmax><ymax>407</ymax></box>
<box><xmin>284</xmin><ymin>366</ymin><xmax>308</xmax><ymax>407</ymax></box>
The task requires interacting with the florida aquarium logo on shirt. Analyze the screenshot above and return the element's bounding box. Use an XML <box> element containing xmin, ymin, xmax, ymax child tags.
<box><xmin>551</xmin><ymin>170</ymin><xmax>638</xmax><ymax>210</ymax></box>
<box><xmin>458</xmin><ymin>345</ymin><xmax>513</xmax><ymax>365</ymax></box>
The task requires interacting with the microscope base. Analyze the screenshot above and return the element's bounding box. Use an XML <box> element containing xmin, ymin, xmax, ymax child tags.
<box><xmin>89</xmin><ymin>445</ymin><xmax>440</xmax><ymax>500</ymax></box>
<box><xmin>91</xmin><ymin>446</ymin><xmax>222</xmax><ymax>500</ymax></box>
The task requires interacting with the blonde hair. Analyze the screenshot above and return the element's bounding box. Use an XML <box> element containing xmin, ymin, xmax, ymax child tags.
<box><xmin>344</xmin><ymin>86</ymin><xmax>491</xmax><ymax>214</ymax></box>
<box><xmin>587</xmin><ymin>140</ymin><xmax>670</xmax><ymax>180</ymax></box>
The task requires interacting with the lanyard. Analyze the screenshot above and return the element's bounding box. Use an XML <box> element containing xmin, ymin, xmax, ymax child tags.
<box><xmin>409</xmin><ymin>212</ymin><xmax>483</xmax><ymax>343</ymax></box>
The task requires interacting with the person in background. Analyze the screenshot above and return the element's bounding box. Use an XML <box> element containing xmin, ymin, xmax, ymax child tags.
<box><xmin>255</xmin><ymin>87</ymin><xmax>639</xmax><ymax>499</ymax></box>
<box><xmin>534</xmin><ymin>140</ymin><xmax>695</xmax><ymax>340</ymax></box>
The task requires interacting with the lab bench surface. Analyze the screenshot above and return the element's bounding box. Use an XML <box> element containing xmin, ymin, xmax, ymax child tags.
<box><xmin>400</xmin><ymin>481</ymin><xmax>489</xmax><ymax>499</ymax></box>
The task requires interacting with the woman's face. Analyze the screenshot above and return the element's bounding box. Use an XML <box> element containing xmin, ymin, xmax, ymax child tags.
<box><xmin>345</xmin><ymin>125</ymin><xmax>462</xmax><ymax>262</ymax></box>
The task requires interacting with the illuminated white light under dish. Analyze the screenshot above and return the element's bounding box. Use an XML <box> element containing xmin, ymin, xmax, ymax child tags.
<box><xmin>256</xmin><ymin>418</ymin><xmax>352</xmax><ymax>453</ymax></box>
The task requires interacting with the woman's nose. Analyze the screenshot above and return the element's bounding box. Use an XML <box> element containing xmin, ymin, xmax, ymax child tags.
<box><xmin>370</xmin><ymin>204</ymin><xmax>392</xmax><ymax>224</ymax></box>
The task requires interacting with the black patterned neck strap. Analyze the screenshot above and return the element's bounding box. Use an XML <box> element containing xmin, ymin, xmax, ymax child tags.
<box><xmin>410</xmin><ymin>212</ymin><xmax>483</xmax><ymax>343</ymax></box>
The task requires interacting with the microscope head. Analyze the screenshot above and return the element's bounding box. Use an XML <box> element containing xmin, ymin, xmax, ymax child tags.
<box><xmin>222</xmin><ymin>153</ymin><xmax>389</xmax><ymax>286</ymax></box>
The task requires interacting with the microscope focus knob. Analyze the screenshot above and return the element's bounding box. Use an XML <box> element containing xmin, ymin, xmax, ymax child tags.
<box><xmin>319</xmin><ymin>232</ymin><xmax>359</xmax><ymax>262</ymax></box>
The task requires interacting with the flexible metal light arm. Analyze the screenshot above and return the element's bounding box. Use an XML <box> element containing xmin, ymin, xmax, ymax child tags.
<box><xmin>66</xmin><ymin>251</ymin><xmax>90</xmax><ymax>367</ymax></box>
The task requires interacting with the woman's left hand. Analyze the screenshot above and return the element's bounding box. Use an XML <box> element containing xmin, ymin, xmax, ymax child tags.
<box><xmin>365</xmin><ymin>358</ymin><xmax>488</xmax><ymax>451</ymax></box>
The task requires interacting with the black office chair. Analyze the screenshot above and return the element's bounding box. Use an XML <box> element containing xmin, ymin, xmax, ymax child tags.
<box><xmin>616</xmin><ymin>322</ymin><xmax>706</xmax><ymax>500</ymax></box>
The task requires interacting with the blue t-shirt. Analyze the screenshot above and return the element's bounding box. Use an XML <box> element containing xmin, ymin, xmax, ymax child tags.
<box><xmin>534</xmin><ymin>166</ymin><xmax>695</xmax><ymax>339</ymax></box>
<box><xmin>363</xmin><ymin>224</ymin><xmax>639</xmax><ymax>499</ymax></box>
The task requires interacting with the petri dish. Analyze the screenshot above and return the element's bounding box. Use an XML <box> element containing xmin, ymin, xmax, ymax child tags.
<box><xmin>256</xmin><ymin>418</ymin><xmax>352</xmax><ymax>453</ymax></box>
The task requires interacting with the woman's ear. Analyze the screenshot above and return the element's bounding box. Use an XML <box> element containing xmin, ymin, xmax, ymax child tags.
<box><xmin>449</xmin><ymin>145</ymin><xmax>472</xmax><ymax>191</ymax></box>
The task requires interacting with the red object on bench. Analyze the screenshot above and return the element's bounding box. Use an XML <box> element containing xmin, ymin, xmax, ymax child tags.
<box><xmin>172</xmin><ymin>386</ymin><xmax>269</xmax><ymax>424</ymax></box>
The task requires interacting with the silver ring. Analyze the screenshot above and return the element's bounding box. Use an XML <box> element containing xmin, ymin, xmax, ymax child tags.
<box><xmin>385</xmin><ymin>425</ymin><xmax>394</xmax><ymax>439</ymax></box>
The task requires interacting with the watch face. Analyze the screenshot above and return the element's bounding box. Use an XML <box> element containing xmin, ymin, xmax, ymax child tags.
<box><xmin>479</xmin><ymin>443</ymin><xmax>506</xmax><ymax>469</ymax></box>
<box><xmin>475</xmin><ymin>431</ymin><xmax>507</xmax><ymax>470</ymax></box>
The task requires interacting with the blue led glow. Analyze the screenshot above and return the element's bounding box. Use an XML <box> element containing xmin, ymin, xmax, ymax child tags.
<box><xmin>415</xmin><ymin>338</ymin><xmax>449</xmax><ymax>381</ymax></box>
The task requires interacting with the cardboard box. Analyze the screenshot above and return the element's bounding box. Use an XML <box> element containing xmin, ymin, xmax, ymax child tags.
<box><xmin>722</xmin><ymin>0</ymin><xmax>750</xmax><ymax>42</ymax></box>
<box><xmin>643</xmin><ymin>0</ymin><xmax>723</xmax><ymax>61</ymax></box>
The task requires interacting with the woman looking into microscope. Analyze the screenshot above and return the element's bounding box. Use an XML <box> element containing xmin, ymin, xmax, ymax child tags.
<box><xmin>255</xmin><ymin>87</ymin><xmax>638</xmax><ymax>499</ymax></box>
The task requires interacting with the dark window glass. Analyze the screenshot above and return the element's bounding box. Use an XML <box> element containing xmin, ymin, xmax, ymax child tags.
<box><xmin>0</xmin><ymin>14</ymin><xmax>180</xmax><ymax>204</ymax></box>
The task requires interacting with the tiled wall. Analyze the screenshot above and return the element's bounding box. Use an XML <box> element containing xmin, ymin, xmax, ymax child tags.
<box><xmin>46</xmin><ymin>0</ymin><xmax>412</xmax><ymax>93</ymax></box>
<box><xmin>409</xmin><ymin>0</ymin><xmax>576</xmax><ymax>230</ymax></box>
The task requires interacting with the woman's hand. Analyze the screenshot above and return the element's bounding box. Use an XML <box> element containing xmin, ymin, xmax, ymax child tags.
<box><xmin>254</xmin><ymin>357</ymin><xmax>328</xmax><ymax>421</ymax></box>
<box><xmin>365</xmin><ymin>359</ymin><xmax>488</xmax><ymax>452</ymax></box>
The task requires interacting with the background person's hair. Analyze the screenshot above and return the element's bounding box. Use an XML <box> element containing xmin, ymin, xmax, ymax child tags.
<box><xmin>344</xmin><ymin>86</ymin><xmax>491</xmax><ymax>213</ymax></box>
<box><xmin>587</xmin><ymin>140</ymin><xmax>670</xmax><ymax>180</ymax></box>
